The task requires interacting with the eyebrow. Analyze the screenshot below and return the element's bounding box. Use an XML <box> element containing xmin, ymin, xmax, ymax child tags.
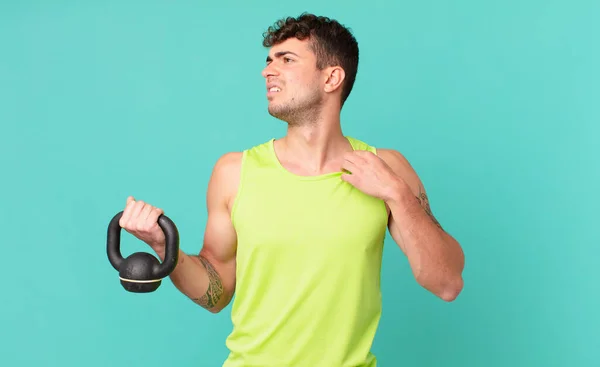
<box><xmin>266</xmin><ymin>51</ymin><xmax>299</xmax><ymax>62</ymax></box>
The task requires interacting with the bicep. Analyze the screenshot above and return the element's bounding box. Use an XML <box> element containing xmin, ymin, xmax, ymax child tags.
<box><xmin>198</xmin><ymin>152</ymin><xmax>242</xmax><ymax>296</ymax></box>
<box><xmin>379</xmin><ymin>148</ymin><xmax>441</xmax><ymax>216</ymax></box>
<box><xmin>379</xmin><ymin>149</ymin><xmax>443</xmax><ymax>249</ymax></box>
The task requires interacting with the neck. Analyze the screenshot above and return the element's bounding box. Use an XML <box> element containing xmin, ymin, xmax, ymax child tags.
<box><xmin>275</xmin><ymin>109</ymin><xmax>352</xmax><ymax>175</ymax></box>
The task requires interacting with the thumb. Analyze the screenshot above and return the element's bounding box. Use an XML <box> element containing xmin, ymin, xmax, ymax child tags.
<box><xmin>341</xmin><ymin>172</ymin><xmax>352</xmax><ymax>183</ymax></box>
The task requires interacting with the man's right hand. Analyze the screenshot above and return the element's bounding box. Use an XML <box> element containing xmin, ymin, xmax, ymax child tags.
<box><xmin>119</xmin><ymin>196</ymin><xmax>166</xmax><ymax>253</ymax></box>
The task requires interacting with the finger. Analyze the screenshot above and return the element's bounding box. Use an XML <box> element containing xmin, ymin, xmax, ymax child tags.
<box><xmin>359</xmin><ymin>151</ymin><xmax>379</xmax><ymax>164</ymax></box>
<box><xmin>147</xmin><ymin>207</ymin><xmax>163</xmax><ymax>225</ymax></box>
<box><xmin>341</xmin><ymin>159</ymin><xmax>358</xmax><ymax>174</ymax></box>
<box><xmin>128</xmin><ymin>200</ymin><xmax>146</xmax><ymax>225</ymax></box>
<box><xmin>341</xmin><ymin>172</ymin><xmax>356</xmax><ymax>184</ymax></box>
<box><xmin>120</xmin><ymin>197</ymin><xmax>137</xmax><ymax>227</ymax></box>
<box><xmin>138</xmin><ymin>204</ymin><xmax>154</xmax><ymax>229</ymax></box>
<box><xmin>345</xmin><ymin>152</ymin><xmax>368</xmax><ymax>165</ymax></box>
<box><xmin>343</xmin><ymin>151</ymin><xmax>358</xmax><ymax>163</ymax></box>
<box><xmin>358</xmin><ymin>150</ymin><xmax>379</xmax><ymax>162</ymax></box>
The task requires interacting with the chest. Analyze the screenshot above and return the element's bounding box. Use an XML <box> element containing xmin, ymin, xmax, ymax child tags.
<box><xmin>232</xmin><ymin>177</ymin><xmax>389</xmax><ymax>253</ymax></box>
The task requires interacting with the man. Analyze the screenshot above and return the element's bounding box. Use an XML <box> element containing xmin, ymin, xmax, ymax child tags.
<box><xmin>119</xmin><ymin>13</ymin><xmax>465</xmax><ymax>367</ymax></box>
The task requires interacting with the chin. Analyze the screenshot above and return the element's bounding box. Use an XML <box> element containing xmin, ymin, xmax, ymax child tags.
<box><xmin>267</xmin><ymin>95</ymin><xmax>320</xmax><ymax>124</ymax></box>
<box><xmin>268</xmin><ymin>103</ymin><xmax>289</xmax><ymax>119</ymax></box>
<box><xmin>268</xmin><ymin>110</ymin><xmax>288</xmax><ymax>123</ymax></box>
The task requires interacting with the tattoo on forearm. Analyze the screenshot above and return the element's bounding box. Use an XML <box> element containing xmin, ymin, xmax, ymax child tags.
<box><xmin>416</xmin><ymin>187</ymin><xmax>443</xmax><ymax>230</ymax></box>
<box><xmin>193</xmin><ymin>256</ymin><xmax>224</xmax><ymax>310</ymax></box>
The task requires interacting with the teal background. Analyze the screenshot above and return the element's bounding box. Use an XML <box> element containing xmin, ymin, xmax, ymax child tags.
<box><xmin>1</xmin><ymin>0</ymin><xmax>598</xmax><ymax>366</ymax></box>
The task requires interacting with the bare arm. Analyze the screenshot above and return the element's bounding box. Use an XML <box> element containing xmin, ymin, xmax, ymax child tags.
<box><xmin>378</xmin><ymin>149</ymin><xmax>465</xmax><ymax>302</ymax></box>
<box><xmin>155</xmin><ymin>152</ymin><xmax>241</xmax><ymax>313</ymax></box>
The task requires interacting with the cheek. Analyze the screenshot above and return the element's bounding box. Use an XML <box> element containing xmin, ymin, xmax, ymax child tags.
<box><xmin>287</xmin><ymin>71</ymin><xmax>319</xmax><ymax>90</ymax></box>
<box><xmin>280</xmin><ymin>77</ymin><xmax>320</xmax><ymax>101</ymax></box>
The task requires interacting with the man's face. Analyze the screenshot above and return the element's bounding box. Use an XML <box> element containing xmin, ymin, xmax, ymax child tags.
<box><xmin>261</xmin><ymin>38</ymin><xmax>324</xmax><ymax>123</ymax></box>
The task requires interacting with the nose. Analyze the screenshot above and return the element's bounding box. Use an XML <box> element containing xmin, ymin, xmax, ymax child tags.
<box><xmin>262</xmin><ymin>62</ymin><xmax>278</xmax><ymax>78</ymax></box>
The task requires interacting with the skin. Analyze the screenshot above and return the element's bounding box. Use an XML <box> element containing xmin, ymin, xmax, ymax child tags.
<box><xmin>119</xmin><ymin>36</ymin><xmax>465</xmax><ymax>313</ymax></box>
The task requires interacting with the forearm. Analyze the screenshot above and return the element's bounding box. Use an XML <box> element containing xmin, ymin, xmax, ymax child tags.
<box><xmin>155</xmin><ymin>249</ymin><xmax>230</xmax><ymax>312</ymax></box>
<box><xmin>387</xmin><ymin>182</ymin><xmax>464</xmax><ymax>300</ymax></box>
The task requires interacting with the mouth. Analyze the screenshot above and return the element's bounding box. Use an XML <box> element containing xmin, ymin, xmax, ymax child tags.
<box><xmin>267</xmin><ymin>84</ymin><xmax>282</xmax><ymax>97</ymax></box>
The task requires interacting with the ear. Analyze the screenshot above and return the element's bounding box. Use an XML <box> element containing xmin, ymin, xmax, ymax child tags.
<box><xmin>323</xmin><ymin>66</ymin><xmax>345</xmax><ymax>94</ymax></box>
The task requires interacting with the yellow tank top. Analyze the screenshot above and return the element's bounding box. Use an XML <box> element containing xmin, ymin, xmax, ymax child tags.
<box><xmin>223</xmin><ymin>137</ymin><xmax>388</xmax><ymax>367</ymax></box>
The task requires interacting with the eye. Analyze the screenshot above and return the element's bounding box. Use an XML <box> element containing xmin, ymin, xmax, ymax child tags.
<box><xmin>284</xmin><ymin>57</ymin><xmax>293</xmax><ymax>63</ymax></box>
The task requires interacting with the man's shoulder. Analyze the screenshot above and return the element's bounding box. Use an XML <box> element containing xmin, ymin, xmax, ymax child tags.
<box><xmin>347</xmin><ymin>136</ymin><xmax>408</xmax><ymax>167</ymax></box>
<box><xmin>376</xmin><ymin>147</ymin><xmax>423</xmax><ymax>196</ymax></box>
<box><xmin>376</xmin><ymin>148</ymin><xmax>411</xmax><ymax>169</ymax></box>
<box><xmin>210</xmin><ymin>139</ymin><xmax>273</xmax><ymax>207</ymax></box>
<box><xmin>212</xmin><ymin>138</ymin><xmax>273</xmax><ymax>174</ymax></box>
<box><xmin>214</xmin><ymin>151</ymin><xmax>243</xmax><ymax>171</ymax></box>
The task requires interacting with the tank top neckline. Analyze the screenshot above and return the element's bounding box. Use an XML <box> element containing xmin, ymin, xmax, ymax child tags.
<box><xmin>268</xmin><ymin>137</ymin><xmax>357</xmax><ymax>181</ymax></box>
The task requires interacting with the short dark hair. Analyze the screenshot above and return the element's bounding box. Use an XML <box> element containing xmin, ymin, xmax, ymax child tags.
<box><xmin>262</xmin><ymin>13</ymin><xmax>359</xmax><ymax>106</ymax></box>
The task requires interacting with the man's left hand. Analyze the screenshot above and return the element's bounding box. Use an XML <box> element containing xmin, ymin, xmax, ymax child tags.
<box><xmin>340</xmin><ymin>150</ymin><xmax>406</xmax><ymax>202</ymax></box>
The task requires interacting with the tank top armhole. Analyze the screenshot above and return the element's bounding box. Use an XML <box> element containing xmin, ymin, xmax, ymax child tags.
<box><xmin>230</xmin><ymin>149</ymin><xmax>248</xmax><ymax>226</ymax></box>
